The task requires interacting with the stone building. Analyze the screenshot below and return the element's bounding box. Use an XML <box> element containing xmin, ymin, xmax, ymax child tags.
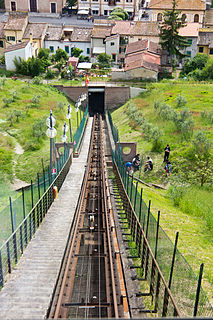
<box><xmin>5</xmin><ymin>0</ymin><xmax>66</xmax><ymax>14</ymax></box>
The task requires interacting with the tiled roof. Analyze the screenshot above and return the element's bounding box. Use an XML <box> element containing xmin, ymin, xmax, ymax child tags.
<box><xmin>4</xmin><ymin>41</ymin><xmax>29</xmax><ymax>53</ymax></box>
<box><xmin>148</xmin><ymin>0</ymin><xmax>205</xmax><ymax>10</ymax></box>
<box><xmin>45</xmin><ymin>25</ymin><xmax>63</xmax><ymax>41</ymax></box>
<box><xmin>125</xmin><ymin>51</ymin><xmax>160</xmax><ymax>72</ymax></box>
<box><xmin>4</xmin><ymin>12</ymin><xmax>28</xmax><ymax>31</ymax></box>
<box><xmin>179</xmin><ymin>23</ymin><xmax>199</xmax><ymax>37</ymax></box>
<box><xmin>105</xmin><ymin>34</ymin><xmax>119</xmax><ymax>41</ymax></box>
<box><xmin>70</xmin><ymin>27</ymin><xmax>92</xmax><ymax>42</ymax></box>
<box><xmin>112</xmin><ymin>21</ymin><xmax>132</xmax><ymax>35</ymax></box>
<box><xmin>92</xmin><ymin>26</ymin><xmax>112</xmax><ymax>38</ymax></box>
<box><xmin>204</xmin><ymin>8</ymin><xmax>213</xmax><ymax>26</ymax></box>
<box><xmin>129</xmin><ymin>21</ymin><xmax>159</xmax><ymax>36</ymax></box>
<box><xmin>23</xmin><ymin>23</ymin><xmax>47</xmax><ymax>39</ymax></box>
<box><xmin>126</xmin><ymin>39</ymin><xmax>161</xmax><ymax>55</ymax></box>
<box><xmin>0</xmin><ymin>22</ymin><xmax>5</xmax><ymax>39</ymax></box>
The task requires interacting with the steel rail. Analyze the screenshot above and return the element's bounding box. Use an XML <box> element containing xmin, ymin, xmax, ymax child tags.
<box><xmin>49</xmin><ymin>114</ymin><xmax>129</xmax><ymax>319</ymax></box>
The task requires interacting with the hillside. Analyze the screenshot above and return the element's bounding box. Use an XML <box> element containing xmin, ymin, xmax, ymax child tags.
<box><xmin>111</xmin><ymin>79</ymin><xmax>213</xmax><ymax>303</ymax></box>
<box><xmin>0</xmin><ymin>78</ymin><xmax>77</xmax><ymax>209</ymax></box>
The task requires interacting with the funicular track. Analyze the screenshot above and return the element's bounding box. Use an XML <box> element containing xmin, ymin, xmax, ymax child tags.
<box><xmin>48</xmin><ymin>114</ymin><xmax>129</xmax><ymax>319</ymax></box>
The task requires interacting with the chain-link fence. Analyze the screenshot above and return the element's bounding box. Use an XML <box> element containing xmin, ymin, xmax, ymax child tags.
<box><xmin>108</xmin><ymin>108</ymin><xmax>213</xmax><ymax>317</ymax></box>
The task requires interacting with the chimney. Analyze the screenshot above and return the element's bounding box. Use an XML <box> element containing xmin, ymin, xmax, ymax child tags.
<box><xmin>30</xmin><ymin>32</ymin><xmax>33</xmax><ymax>44</ymax></box>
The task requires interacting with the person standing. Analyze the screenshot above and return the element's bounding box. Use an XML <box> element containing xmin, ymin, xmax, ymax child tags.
<box><xmin>164</xmin><ymin>144</ymin><xmax>170</xmax><ymax>162</ymax></box>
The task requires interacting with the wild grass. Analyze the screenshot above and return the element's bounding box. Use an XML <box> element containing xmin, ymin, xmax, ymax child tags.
<box><xmin>111</xmin><ymin>79</ymin><xmax>213</xmax><ymax>304</ymax></box>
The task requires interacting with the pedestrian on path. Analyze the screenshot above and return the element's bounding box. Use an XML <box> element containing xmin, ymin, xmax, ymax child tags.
<box><xmin>164</xmin><ymin>144</ymin><xmax>170</xmax><ymax>162</ymax></box>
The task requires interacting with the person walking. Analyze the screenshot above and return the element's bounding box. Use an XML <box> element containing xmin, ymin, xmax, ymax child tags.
<box><xmin>164</xmin><ymin>144</ymin><xmax>170</xmax><ymax>162</ymax></box>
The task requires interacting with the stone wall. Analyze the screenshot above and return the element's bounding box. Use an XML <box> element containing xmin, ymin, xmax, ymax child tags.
<box><xmin>54</xmin><ymin>85</ymin><xmax>130</xmax><ymax>111</ymax></box>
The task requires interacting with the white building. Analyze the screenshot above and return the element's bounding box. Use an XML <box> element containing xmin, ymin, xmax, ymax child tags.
<box><xmin>4</xmin><ymin>40</ymin><xmax>34</xmax><ymax>70</ymax></box>
<box><xmin>44</xmin><ymin>25</ymin><xmax>92</xmax><ymax>57</ymax></box>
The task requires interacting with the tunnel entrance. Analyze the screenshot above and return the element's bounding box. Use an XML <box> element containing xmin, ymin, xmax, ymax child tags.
<box><xmin>88</xmin><ymin>88</ymin><xmax>105</xmax><ymax>116</ymax></box>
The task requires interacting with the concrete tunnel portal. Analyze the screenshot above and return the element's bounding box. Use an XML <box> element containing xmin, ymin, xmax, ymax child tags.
<box><xmin>88</xmin><ymin>87</ymin><xmax>105</xmax><ymax>116</ymax></box>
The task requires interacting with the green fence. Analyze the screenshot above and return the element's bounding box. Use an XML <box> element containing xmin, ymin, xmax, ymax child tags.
<box><xmin>73</xmin><ymin>107</ymin><xmax>88</xmax><ymax>155</ymax></box>
<box><xmin>108</xmin><ymin>108</ymin><xmax>213</xmax><ymax>318</ymax></box>
<box><xmin>0</xmin><ymin>107</ymin><xmax>88</xmax><ymax>248</ymax></box>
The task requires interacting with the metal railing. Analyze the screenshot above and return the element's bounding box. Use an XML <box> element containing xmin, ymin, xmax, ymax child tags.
<box><xmin>73</xmin><ymin>107</ymin><xmax>88</xmax><ymax>156</ymax></box>
<box><xmin>107</xmin><ymin>108</ymin><xmax>213</xmax><ymax>318</ymax></box>
<box><xmin>0</xmin><ymin>149</ymin><xmax>72</xmax><ymax>288</ymax></box>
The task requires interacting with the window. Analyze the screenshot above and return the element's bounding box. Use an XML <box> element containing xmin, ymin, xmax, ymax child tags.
<box><xmin>7</xmin><ymin>36</ymin><xmax>15</xmax><ymax>41</ymax></box>
<box><xmin>111</xmin><ymin>42</ymin><xmax>114</xmax><ymax>46</ymax></box>
<box><xmin>188</xmin><ymin>39</ymin><xmax>192</xmax><ymax>45</ymax></box>
<box><xmin>112</xmin><ymin>54</ymin><xmax>116</xmax><ymax>61</ymax></box>
<box><xmin>0</xmin><ymin>40</ymin><xmax>3</xmax><ymax>48</ymax></box>
<box><xmin>119</xmin><ymin>47</ymin><xmax>121</xmax><ymax>53</ymax></box>
<box><xmin>49</xmin><ymin>46</ymin><xmax>54</xmax><ymax>52</ymax></box>
<box><xmin>103</xmin><ymin>39</ymin><xmax>105</xmax><ymax>44</ymax></box>
<box><xmin>210</xmin><ymin>48</ymin><xmax>213</xmax><ymax>54</ymax></box>
<box><xmin>157</xmin><ymin>13</ymin><xmax>162</xmax><ymax>21</ymax></box>
<box><xmin>92</xmin><ymin>10</ymin><xmax>98</xmax><ymax>14</ymax></box>
<box><xmin>126</xmin><ymin>0</ymin><xmax>132</xmax><ymax>2</ymax></box>
<box><xmin>194</xmin><ymin>14</ymin><xmax>199</xmax><ymax>22</ymax></box>
<box><xmin>65</xmin><ymin>46</ymin><xmax>69</xmax><ymax>53</ymax></box>
<box><xmin>51</xmin><ymin>2</ymin><xmax>56</xmax><ymax>13</ymax></box>
<box><xmin>186</xmin><ymin>51</ymin><xmax>191</xmax><ymax>57</ymax></box>
<box><xmin>199</xmin><ymin>46</ymin><xmax>203</xmax><ymax>53</ymax></box>
<box><xmin>87</xmin><ymin>48</ymin><xmax>90</xmax><ymax>54</ymax></box>
<box><xmin>11</xmin><ymin>1</ymin><xmax>16</xmax><ymax>11</ymax></box>
<box><xmin>104</xmin><ymin>10</ymin><xmax>108</xmax><ymax>15</ymax></box>
<box><xmin>181</xmin><ymin>14</ymin><xmax>186</xmax><ymax>22</ymax></box>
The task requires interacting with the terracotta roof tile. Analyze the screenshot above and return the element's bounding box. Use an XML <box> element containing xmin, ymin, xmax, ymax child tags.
<box><xmin>149</xmin><ymin>0</ymin><xmax>205</xmax><ymax>10</ymax></box>
<box><xmin>179</xmin><ymin>22</ymin><xmax>199</xmax><ymax>37</ymax></box>
<box><xmin>129</xmin><ymin>21</ymin><xmax>159</xmax><ymax>36</ymax></box>
<box><xmin>92</xmin><ymin>26</ymin><xmax>112</xmax><ymax>38</ymax></box>
<box><xmin>111</xmin><ymin>21</ymin><xmax>132</xmax><ymax>35</ymax></box>
<box><xmin>126</xmin><ymin>39</ymin><xmax>161</xmax><ymax>55</ymax></box>
<box><xmin>45</xmin><ymin>25</ymin><xmax>63</xmax><ymax>40</ymax></box>
<box><xmin>105</xmin><ymin>34</ymin><xmax>119</xmax><ymax>41</ymax></box>
<box><xmin>4</xmin><ymin>41</ymin><xmax>29</xmax><ymax>53</ymax></box>
<box><xmin>4</xmin><ymin>12</ymin><xmax>28</xmax><ymax>31</ymax></box>
<box><xmin>0</xmin><ymin>22</ymin><xmax>5</xmax><ymax>38</ymax></box>
<box><xmin>70</xmin><ymin>27</ymin><xmax>92</xmax><ymax>42</ymax></box>
<box><xmin>125</xmin><ymin>51</ymin><xmax>160</xmax><ymax>72</ymax></box>
<box><xmin>23</xmin><ymin>23</ymin><xmax>47</xmax><ymax>39</ymax></box>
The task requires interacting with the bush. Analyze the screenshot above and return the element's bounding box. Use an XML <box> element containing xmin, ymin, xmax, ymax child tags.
<box><xmin>32</xmin><ymin>94</ymin><xmax>41</xmax><ymax>106</ymax></box>
<box><xmin>176</xmin><ymin>94</ymin><xmax>187</xmax><ymax>108</ymax></box>
<box><xmin>3</xmin><ymin>96</ymin><xmax>13</xmax><ymax>108</ymax></box>
<box><xmin>180</xmin><ymin>54</ymin><xmax>209</xmax><ymax>77</ymax></box>
<box><xmin>32</xmin><ymin>76</ymin><xmax>43</xmax><ymax>85</ymax></box>
<box><xmin>45</xmin><ymin>69</ymin><xmax>55</xmax><ymax>79</ymax></box>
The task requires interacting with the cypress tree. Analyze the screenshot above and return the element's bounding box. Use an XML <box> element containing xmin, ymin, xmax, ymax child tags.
<box><xmin>159</xmin><ymin>0</ymin><xmax>188</xmax><ymax>70</ymax></box>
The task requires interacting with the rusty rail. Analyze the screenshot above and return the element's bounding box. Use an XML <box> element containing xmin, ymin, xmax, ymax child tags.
<box><xmin>48</xmin><ymin>114</ymin><xmax>129</xmax><ymax>319</ymax></box>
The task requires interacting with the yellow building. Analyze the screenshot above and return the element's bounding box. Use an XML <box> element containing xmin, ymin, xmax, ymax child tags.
<box><xmin>198</xmin><ymin>28</ymin><xmax>213</xmax><ymax>55</ymax></box>
<box><xmin>4</xmin><ymin>12</ymin><xmax>28</xmax><ymax>47</ymax></box>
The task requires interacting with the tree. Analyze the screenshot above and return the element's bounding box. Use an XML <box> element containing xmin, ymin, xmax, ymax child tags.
<box><xmin>66</xmin><ymin>0</ymin><xmax>77</xmax><ymax>8</ymax></box>
<box><xmin>32</xmin><ymin>118</ymin><xmax>46</xmax><ymax>141</ymax></box>
<box><xmin>159</xmin><ymin>0</ymin><xmax>188</xmax><ymax>69</ymax></box>
<box><xmin>97</xmin><ymin>53</ymin><xmax>111</xmax><ymax>69</ymax></box>
<box><xmin>71</xmin><ymin>47</ymin><xmax>83</xmax><ymax>57</ymax></box>
<box><xmin>180</xmin><ymin>54</ymin><xmax>209</xmax><ymax>77</ymax></box>
<box><xmin>54</xmin><ymin>48</ymin><xmax>69</xmax><ymax>62</ymax></box>
<box><xmin>108</xmin><ymin>8</ymin><xmax>129</xmax><ymax>20</ymax></box>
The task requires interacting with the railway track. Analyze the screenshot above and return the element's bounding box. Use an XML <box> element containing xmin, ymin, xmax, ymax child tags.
<box><xmin>48</xmin><ymin>114</ymin><xmax>129</xmax><ymax>319</ymax></box>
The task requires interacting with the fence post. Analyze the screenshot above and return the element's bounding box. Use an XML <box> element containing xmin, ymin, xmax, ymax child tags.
<box><xmin>134</xmin><ymin>181</ymin><xmax>138</xmax><ymax>212</ymax></box>
<box><xmin>43</xmin><ymin>168</ymin><xmax>46</xmax><ymax>192</ymax></box>
<box><xmin>6</xmin><ymin>242</ymin><xmax>11</xmax><ymax>273</ymax></box>
<box><xmin>0</xmin><ymin>249</ymin><xmax>3</xmax><ymax>287</ymax></box>
<box><xmin>37</xmin><ymin>173</ymin><xmax>41</xmax><ymax>199</ymax></box>
<box><xmin>31</xmin><ymin>180</ymin><xmax>34</xmax><ymax>209</ymax></box>
<box><xmin>193</xmin><ymin>263</ymin><xmax>204</xmax><ymax>317</ymax></box>
<box><xmin>145</xmin><ymin>200</ymin><xmax>151</xmax><ymax>238</ymax></box>
<box><xmin>162</xmin><ymin>231</ymin><xmax>179</xmax><ymax>317</ymax></box>
<box><xmin>130</xmin><ymin>175</ymin><xmax>133</xmax><ymax>202</ymax></box>
<box><xmin>154</xmin><ymin>211</ymin><xmax>160</xmax><ymax>259</ymax></box>
<box><xmin>139</xmin><ymin>188</ymin><xmax>143</xmax><ymax>222</ymax></box>
<box><xmin>22</xmin><ymin>187</ymin><xmax>25</xmax><ymax>219</ymax></box>
<box><xmin>9</xmin><ymin>197</ymin><xmax>14</xmax><ymax>233</ymax></box>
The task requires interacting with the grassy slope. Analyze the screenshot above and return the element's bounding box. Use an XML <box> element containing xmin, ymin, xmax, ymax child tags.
<box><xmin>0</xmin><ymin>79</ymin><xmax>78</xmax><ymax>199</ymax></box>
<box><xmin>112</xmin><ymin>80</ymin><xmax>213</xmax><ymax>303</ymax></box>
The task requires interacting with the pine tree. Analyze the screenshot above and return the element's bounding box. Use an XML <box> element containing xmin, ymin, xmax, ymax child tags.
<box><xmin>159</xmin><ymin>0</ymin><xmax>188</xmax><ymax>70</ymax></box>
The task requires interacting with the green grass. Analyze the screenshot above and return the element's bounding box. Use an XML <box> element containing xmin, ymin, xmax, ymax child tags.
<box><xmin>111</xmin><ymin>79</ymin><xmax>213</xmax><ymax>305</ymax></box>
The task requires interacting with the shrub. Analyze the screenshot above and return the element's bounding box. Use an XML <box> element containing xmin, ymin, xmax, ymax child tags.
<box><xmin>3</xmin><ymin>96</ymin><xmax>13</xmax><ymax>108</ymax></box>
<box><xmin>45</xmin><ymin>69</ymin><xmax>55</xmax><ymax>79</ymax></box>
<box><xmin>57</xmin><ymin>101</ymin><xmax>64</xmax><ymax>111</ymax></box>
<box><xmin>32</xmin><ymin>118</ymin><xmax>46</xmax><ymax>141</ymax></box>
<box><xmin>180</xmin><ymin>54</ymin><xmax>209</xmax><ymax>77</ymax></box>
<box><xmin>176</xmin><ymin>94</ymin><xmax>187</xmax><ymax>108</ymax></box>
<box><xmin>11</xmin><ymin>90</ymin><xmax>18</xmax><ymax>101</ymax></box>
<box><xmin>32</xmin><ymin>76</ymin><xmax>43</xmax><ymax>85</ymax></box>
<box><xmin>32</xmin><ymin>94</ymin><xmax>41</xmax><ymax>106</ymax></box>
